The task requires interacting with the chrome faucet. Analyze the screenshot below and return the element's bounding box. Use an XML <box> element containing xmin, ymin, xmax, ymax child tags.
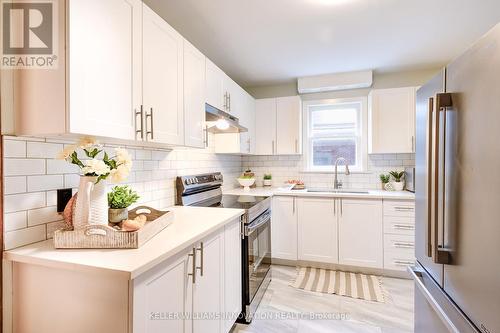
<box><xmin>334</xmin><ymin>157</ymin><xmax>350</xmax><ymax>189</ymax></box>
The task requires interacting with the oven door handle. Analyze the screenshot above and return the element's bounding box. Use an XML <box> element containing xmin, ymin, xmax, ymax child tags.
<box><xmin>245</xmin><ymin>212</ymin><xmax>271</xmax><ymax>236</ymax></box>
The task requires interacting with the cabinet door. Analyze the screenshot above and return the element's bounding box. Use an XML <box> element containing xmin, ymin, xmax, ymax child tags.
<box><xmin>193</xmin><ymin>232</ymin><xmax>224</xmax><ymax>333</ymax></box>
<box><xmin>297</xmin><ymin>197</ymin><xmax>338</xmax><ymax>263</ymax></box>
<box><xmin>143</xmin><ymin>4</ymin><xmax>184</xmax><ymax>145</ymax></box>
<box><xmin>338</xmin><ymin>199</ymin><xmax>383</xmax><ymax>268</ymax></box>
<box><xmin>133</xmin><ymin>249</ymin><xmax>193</xmax><ymax>333</ymax></box>
<box><xmin>205</xmin><ymin>59</ymin><xmax>225</xmax><ymax>111</ymax></box>
<box><xmin>368</xmin><ymin>87</ymin><xmax>416</xmax><ymax>154</ymax></box>
<box><xmin>69</xmin><ymin>0</ymin><xmax>141</xmax><ymax>140</ymax></box>
<box><xmin>223</xmin><ymin>219</ymin><xmax>242</xmax><ymax>332</ymax></box>
<box><xmin>241</xmin><ymin>94</ymin><xmax>256</xmax><ymax>154</ymax></box>
<box><xmin>183</xmin><ymin>40</ymin><xmax>206</xmax><ymax>148</ymax></box>
<box><xmin>276</xmin><ymin>96</ymin><xmax>302</xmax><ymax>155</ymax></box>
<box><xmin>255</xmin><ymin>98</ymin><xmax>277</xmax><ymax>155</ymax></box>
<box><xmin>271</xmin><ymin>196</ymin><xmax>297</xmax><ymax>260</ymax></box>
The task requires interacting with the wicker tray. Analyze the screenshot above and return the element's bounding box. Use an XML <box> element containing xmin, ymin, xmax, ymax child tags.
<box><xmin>54</xmin><ymin>206</ymin><xmax>173</xmax><ymax>249</ymax></box>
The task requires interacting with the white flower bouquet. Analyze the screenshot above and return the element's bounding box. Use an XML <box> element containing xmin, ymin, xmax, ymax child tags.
<box><xmin>58</xmin><ymin>137</ymin><xmax>132</xmax><ymax>183</ymax></box>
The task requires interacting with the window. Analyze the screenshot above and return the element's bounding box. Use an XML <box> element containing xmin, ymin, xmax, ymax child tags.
<box><xmin>304</xmin><ymin>97</ymin><xmax>367</xmax><ymax>172</ymax></box>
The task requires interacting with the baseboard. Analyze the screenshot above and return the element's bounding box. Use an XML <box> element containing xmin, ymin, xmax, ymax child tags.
<box><xmin>271</xmin><ymin>258</ymin><xmax>411</xmax><ymax>279</ymax></box>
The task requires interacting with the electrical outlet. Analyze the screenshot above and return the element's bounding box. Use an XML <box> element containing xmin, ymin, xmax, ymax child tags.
<box><xmin>57</xmin><ymin>188</ymin><xmax>73</xmax><ymax>213</ymax></box>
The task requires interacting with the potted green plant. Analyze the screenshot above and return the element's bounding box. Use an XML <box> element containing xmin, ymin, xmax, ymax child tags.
<box><xmin>379</xmin><ymin>174</ymin><xmax>390</xmax><ymax>190</ymax></box>
<box><xmin>263</xmin><ymin>174</ymin><xmax>272</xmax><ymax>186</ymax></box>
<box><xmin>108</xmin><ymin>185</ymin><xmax>140</xmax><ymax>223</ymax></box>
<box><xmin>389</xmin><ymin>171</ymin><xmax>405</xmax><ymax>191</ymax></box>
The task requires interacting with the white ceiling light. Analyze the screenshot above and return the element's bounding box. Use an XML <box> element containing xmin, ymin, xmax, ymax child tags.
<box><xmin>215</xmin><ymin>118</ymin><xmax>230</xmax><ymax>130</ymax></box>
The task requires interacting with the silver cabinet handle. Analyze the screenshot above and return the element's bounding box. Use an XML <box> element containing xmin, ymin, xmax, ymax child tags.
<box><xmin>223</xmin><ymin>92</ymin><xmax>227</xmax><ymax>110</ymax></box>
<box><xmin>146</xmin><ymin>107</ymin><xmax>154</xmax><ymax>140</ymax></box>
<box><xmin>333</xmin><ymin>199</ymin><xmax>336</xmax><ymax>216</ymax></box>
<box><xmin>393</xmin><ymin>224</ymin><xmax>415</xmax><ymax>230</ymax></box>
<box><xmin>203</xmin><ymin>125</ymin><xmax>209</xmax><ymax>148</ymax></box>
<box><xmin>196</xmin><ymin>242</ymin><xmax>204</xmax><ymax>277</ymax></box>
<box><xmin>272</xmin><ymin>140</ymin><xmax>275</xmax><ymax>155</ymax></box>
<box><xmin>188</xmin><ymin>247</ymin><xmax>197</xmax><ymax>284</ymax></box>
<box><xmin>135</xmin><ymin>105</ymin><xmax>144</xmax><ymax>140</ymax></box>
<box><xmin>228</xmin><ymin>93</ymin><xmax>231</xmax><ymax>112</ymax></box>
<box><xmin>393</xmin><ymin>242</ymin><xmax>415</xmax><ymax>248</ymax></box>
<box><xmin>394</xmin><ymin>206</ymin><xmax>414</xmax><ymax>211</ymax></box>
<box><xmin>340</xmin><ymin>198</ymin><xmax>343</xmax><ymax>216</ymax></box>
<box><xmin>247</xmin><ymin>139</ymin><xmax>251</xmax><ymax>153</ymax></box>
<box><xmin>295</xmin><ymin>139</ymin><xmax>298</xmax><ymax>153</ymax></box>
<box><xmin>426</xmin><ymin>97</ymin><xmax>434</xmax><ymax>257</ymax></box>
<box><xmin>292</xmin><ymin>198</ymin><xmax>295</xmax><ymax>214</ymax></box>
<box><xmin>393</xmin><ymin>260</ymin><xmax>414</xmax><ymax>266</ymax></box>
<box><xmin>411</xmin><ymin>135</ymin><xmax>415</xmax><ymax>152</ymax></box>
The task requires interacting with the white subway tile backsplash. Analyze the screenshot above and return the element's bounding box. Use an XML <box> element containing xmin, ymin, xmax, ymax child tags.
<box><xmin>27</xmin><ymin>175</ymin><xmax>64</xmax><ymax>192</ymax></box>
<box><xmin>4</xmin><ymin>192</ymin><xmax>46</xmax><ymax>213</ymax></box>
<box><xmin>4</xmin><ymin>225</ymin><xmax>46</xmax><ymax>250</ymax></box>
<box><xmin>4</xmin><ymin>176</ymin><xmax>27</xmax><ymax>194</ymax></box>
<box><xmin>3</xmin><ymin>136</ymin><xmax>241</xmax><ymax>249</ymax></box>
<box><xmin>4</xmin><ymin>139</ymin><xmax>26</xmax><ymax>158</ymax></box>
<box><xmin>27</xmin><ymin>206</ymin><xmax>62</xmax><ymax>226</ymax></box>
<box><xmin>4</xmin><ymin>211</ymin><xmax>28</xmax><ymax>232</ymax></box>
<box><xmin>27</xmin><ymin>142</ymin><xmax>63</xmax><ymax>158</ymax></box>
<box><xmin>46</xmin><ymin>159</ymin><xmax>80</xmax><ymax>174</ymax></box>
<box><xmin>4</xmin><ymin>159</ymin><xmax>45</xmax><ymax>176</ymax></box>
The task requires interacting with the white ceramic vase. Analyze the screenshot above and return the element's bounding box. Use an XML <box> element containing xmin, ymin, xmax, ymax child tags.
<box><xmin>73</xmin><ymin>176</ymin><xmax>108</xmax><ymax>228</ymax></box>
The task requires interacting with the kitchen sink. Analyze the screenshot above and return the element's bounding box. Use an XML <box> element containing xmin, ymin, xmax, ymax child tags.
<box><xmin>307</xmin><ymin>189</ymin><xmax>370</xmax><ymax>194</ymax></box>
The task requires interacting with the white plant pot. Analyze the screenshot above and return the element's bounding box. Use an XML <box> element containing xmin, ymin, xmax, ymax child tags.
<box><xmin>263</xmin><ymin>179</ymin><xmax>272</xmax><ymax>187</ymax></box>
<box><xmin>238</xmin><ymin>178</ymin><xmax>255</xmax><ymax>191</ymax></box>
<box><xmin>73</xmin><ymin>176</ymin><xmax>108</xmax><ymax>228</ymax></box>
<box><xmin>392</xmin><ymin>181</ymin><xmax>404</xmax><ymax>191</ymax></box>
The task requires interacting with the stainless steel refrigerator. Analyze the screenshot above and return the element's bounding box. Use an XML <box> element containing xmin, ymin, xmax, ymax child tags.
<box><xmin>411</xmin><ymin>22</ymin><xmax>500</xmax><ymax>333</ymax></box>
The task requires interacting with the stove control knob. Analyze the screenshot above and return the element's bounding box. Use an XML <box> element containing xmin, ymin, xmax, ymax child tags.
<box><xmin>185</xmin><ymin>179</ymin><xmax>191</xmax><ymax>185</ymax></box>
<box><xmin>194</xmin><ymin>178</ymin><xmax>199</xmax><ymax>183</ymax></box>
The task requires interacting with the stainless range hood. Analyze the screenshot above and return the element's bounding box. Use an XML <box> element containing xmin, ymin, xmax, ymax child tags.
<box><xmin>205</xmin><ymin>103</ymin><xmax>248</xmax><ymax>133</ymax></box>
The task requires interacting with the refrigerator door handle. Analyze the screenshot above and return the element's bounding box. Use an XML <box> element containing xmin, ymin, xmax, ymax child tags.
<box><xmin>426</xmin><ymin>97</ymin><xmax>434</xmax><ymax>257</ymax></box>
<box><xmin>431</xmin><ymin>93</ymin><xmax>452</xmax><ymax>265</ymax></box>
<box><xmin>409</xmin><ymin>266</ymin><xmax>460</xmax><ymax>333</ymax></box>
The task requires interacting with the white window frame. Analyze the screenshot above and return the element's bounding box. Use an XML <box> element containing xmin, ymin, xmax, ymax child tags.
<box><xmin>302</xmin><ymin>97</ymin><xmax>368</xmax><ymax>173</ymax></box>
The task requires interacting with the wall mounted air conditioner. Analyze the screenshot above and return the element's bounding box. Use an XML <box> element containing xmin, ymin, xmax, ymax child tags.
<box><xmin>297</xmin><ymin>70</ymin><xmax>373</xmax><ymax>94</ymax></box>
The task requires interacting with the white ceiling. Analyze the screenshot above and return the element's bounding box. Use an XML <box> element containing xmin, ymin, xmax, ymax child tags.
<box><xmin>145</xmin><ymin>0</ymin><xmax>500</xmax><ymax>87</ymax></box>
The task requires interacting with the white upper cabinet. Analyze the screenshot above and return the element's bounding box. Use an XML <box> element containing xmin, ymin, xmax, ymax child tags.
<box><xmin>183</xmin><ymin>40</ymin><xmax>206</xmax><ymax>148</ymax></box>
<box><xmin>368</xmin><ymin>87</ymin><xmax>417</xmax><ymax>154</ymax></box>
<box><xmin>255</xmin><ymin>96</ymin><xmax>302</xmax><ymax>155</ymax></box>
<box><xmin>205</xmin><ymin>59</ymin><xmax>226</xmax><ymax>111</ymax></box>
<box><xmin>338</xmin><ymin>198</ymin><xmax>383</xmax><ymax>268</ymax></box>
<box><xmin>297</xmin><ymin>197</ymin><xmax>338</xmax><ymax>264</ymax></box>
<box><xmin>240</xmin><ymin>94</ymin><xmax>256</xmax><ymax>154</ymax></box>
<box><xmin>69</xmin><ymin>0</ymin><xmax>141</xmax><ymax>141</ymax></box>
<box><xmin>142</xmin><ymin>4</ymin><xmax>184</xmax><ymax>145</ymax></box>
<box><xmin>255</xmin><ymin>98</ymin><xmax>277</xmax><ymax>155</ymax></box>
<box><xmin>276</xmin><ymin>95</ymin><xmax>302</xmax><ymax>154</ymax></box>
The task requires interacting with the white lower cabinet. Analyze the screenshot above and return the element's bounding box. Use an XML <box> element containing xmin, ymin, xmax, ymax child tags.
<box><xmin>271</xmin><ymin>196</ymin><xmax>297</xmax><ymax>260</ymax></box>
<box><xmin>338</xmin><ymin>198</ymin><xmax>383</xmax><ymax>268</ymax></box>
<box><xmin>134</xmin><ymin>217</ymin><xmax>241</xmax><ymax>333</ymax></box>
<box><xmin>297</xmin><ymin>197</ymin><xmax>338</xmax><ymax>263</ymax></box>
<box><xmin>192</xmin><ymin>232</ymin><xmax>224</xmax><ymax>333</ymax></box>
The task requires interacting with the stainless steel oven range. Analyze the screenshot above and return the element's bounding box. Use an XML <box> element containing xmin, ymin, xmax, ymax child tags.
<box><xmin>176</xmin><ymin>172</ymin><xmax>271</xmax><ymax>324</ymax></box>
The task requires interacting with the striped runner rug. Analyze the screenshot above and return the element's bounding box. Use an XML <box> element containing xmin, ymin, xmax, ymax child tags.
<box><xmin>290</xmin><ymin>267</ymin><xmax>385</xmax><ymax>303</ymax></box>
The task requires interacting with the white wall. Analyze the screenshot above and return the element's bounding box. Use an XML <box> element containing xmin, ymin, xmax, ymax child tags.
<box><xmin>2</xmin><ymin>135</ymin><xmax>242</xmax><ymax>250</ymax></box>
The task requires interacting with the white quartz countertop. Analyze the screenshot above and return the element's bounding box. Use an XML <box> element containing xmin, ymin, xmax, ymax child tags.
<box><xmin>3</xmin><ymin>206</ymin><xmax>244</xmax><ymax>279</ymax></box>
<box><xmin>224</xmin><ymin>186</ymin><xmax>415</xmax><ymax>200</ymax></box>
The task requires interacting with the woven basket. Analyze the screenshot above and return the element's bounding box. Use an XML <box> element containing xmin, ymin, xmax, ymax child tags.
<box><xmin>54</xmin><ymin>206</ymin><xmax>173</xmax><ymax>249</ymax></box>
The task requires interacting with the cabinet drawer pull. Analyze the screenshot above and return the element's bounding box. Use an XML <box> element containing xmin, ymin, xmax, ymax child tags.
<box><xmin>146</xmin><ymin>107</ymin><xmax>154</xmax><ymax>140</ymax></box>
<box><xmin>393</xmin><ymin>224</ymin><xmax>414</xmax><ymax>230</ymax></box>
<box><xmin>188</xmin><ymin>247</ymin><xmax>197</xmax><ymax>284</ymax></box>
<box><xmin>393</xmin><ymin>242</ymin><xmax>414</xmax><ymax>249</ymax></box>
<box><xmin>393</xmin><ymin>260</ymin><xmax>414</xmax><ymax>266</ymax></box>
<box><xmin>394</xmin><ymin>207</ymin><xmax>414</xmax><ymax>211</ymax></box>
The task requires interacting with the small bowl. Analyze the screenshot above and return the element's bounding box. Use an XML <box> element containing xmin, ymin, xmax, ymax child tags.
<box><xmin>237</xmin><ymin>178</ymin><xmax>255</xmax><ymax>191</ymax></box>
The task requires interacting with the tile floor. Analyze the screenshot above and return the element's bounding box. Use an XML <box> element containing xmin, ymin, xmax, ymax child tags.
<box><xmin>231</xmin><ymin>265</ymin><xmax>414</xmax><ymax>333</ymax></box>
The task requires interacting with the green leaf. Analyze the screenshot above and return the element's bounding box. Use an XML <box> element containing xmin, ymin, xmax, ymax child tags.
<box><xmin>108</xmin><ymin>185</ymin><xmax>140</xmax><ymax>209</ymax></box>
